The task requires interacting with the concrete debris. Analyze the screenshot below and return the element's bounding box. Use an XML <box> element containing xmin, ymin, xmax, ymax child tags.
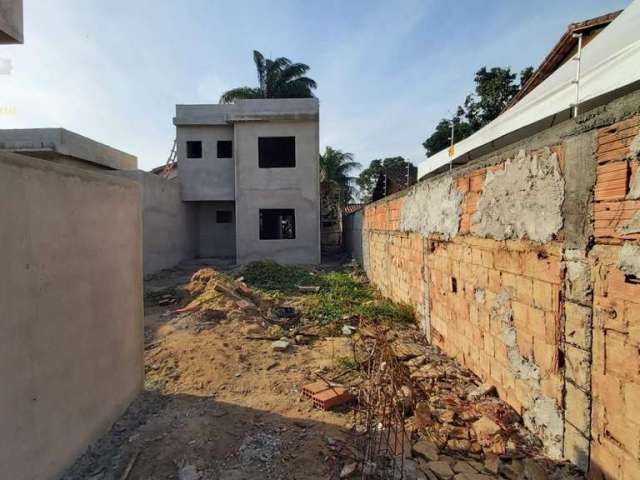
<box><xmin>342</xmin><ymin>325</ymin><xmax>357</xmax><ymax>336</ymax></box>
<box><xmin>473</xmin><ymin>149</ymin><xmax>564</xmax><ymax>242</ymax></box>
<box><xmin>472</xmin><ymin>417</ymin><xmax>501</xmax><ymax>444</ymax></box>
<box><xmin>340</xmin><ymin>462</ymin><xmax>358</xmax><ymax>478</ymax></box>
<box><xmin>413</xmin><ymin>440</ymin><xmax>439</xmax><ymax>462</ymax></box>
<box><xmin>271</xmin><ymin>339</ymin><xmax>290</xmax><ymax>351</ymax></box>
<box><xmin>297</xmin><ymin>285</ymin><xmax>321</xmax><ymax>293</ymax></box>
<box><xmin>467</xmin><ymin>384</ymin><xmax>497</xmax><ymax>401</ymax></box>
<box><xmin>426</xmin><ymin>460</ymin><xmax>454</xmax><ymax>479</ymax></box>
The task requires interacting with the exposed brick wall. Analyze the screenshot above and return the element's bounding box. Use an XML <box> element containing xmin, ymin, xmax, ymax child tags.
<box><xmin>588</xmin><ymin>118</ymin><xmax>640</xmax><ymax>480</ymax></box>
<box><xmin>593</xmin><ymin>118</ymin><xmax>640</xmax><ymax>242</ymax></box>
<box><xmin>357</xmin><ymin>110</ymin><xmax>640</xmax><ymax>476</ymax></box>
<box><xmin>426</xmin><ymin>236</ymin><xmax>563</xmax><ymax>416</ymax></box>
<box><xmin>365</xmin><ymin>230</ymin><xmax>424</xmax><ymax>310</ymax></box>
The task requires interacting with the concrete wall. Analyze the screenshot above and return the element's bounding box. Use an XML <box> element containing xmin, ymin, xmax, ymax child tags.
<box><xmin>114</xmin><ymin>170</ymin><xmax>198</xmax><ymax>276</ymax></box>
<box><xmin>197</xmin><ymin>201</ymin><xmax>236</xmax><ymax>258</ymax></box>
<box><xmin>234</xmin><ymin>119</ymin><xmax>320</xmax><ymax>264</ymax></box>
<box><xmin>177</xmin><ymin>125</ymin><xmax>235</xmax><ymax>201</ymax></box>
<box><xmin>0</xmin><ymin>0</ymin><xmax>23</xmax><ymax>44</ymax></box>
<box><xmin>0</xmin><ymin>152</ymin><xmax>143</xmax><ymax>480</ymax></box>
<box><xmin>343</xmin><ymin>210</ymin><xmax>364</xmax><ymax>264</ymax></box>
<box><xmin>0</xmin><ymin>128</ymin><xmax>137</xmax><ymax>170</ymax></box>
<box><xmin>349</xmin><ymin>89</ymin><xmax>640</xmax><ymax>478</ymax></box>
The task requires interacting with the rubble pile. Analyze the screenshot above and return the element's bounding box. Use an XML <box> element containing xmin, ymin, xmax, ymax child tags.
<box><xmin>344</xmin><ymin>324</ymin><xmax>583</xmax><ymax>480</ymax></box>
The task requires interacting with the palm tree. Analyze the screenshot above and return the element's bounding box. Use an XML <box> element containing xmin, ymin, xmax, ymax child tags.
<box><xmin>220</xmin><ymin>50</ymin><xmax>317</xmax><ymax>103</ymax></box>
<box><xmin>320</xmin><ymin>147</ymin><xmax>361</xmax><ymax>203</ymax></box>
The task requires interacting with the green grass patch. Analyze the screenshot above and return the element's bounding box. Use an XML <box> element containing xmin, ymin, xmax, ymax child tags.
<box><xmin>336</xmin><ymin>355</ymin><xmax>358</xmax><ymax>370</ymax></box>
<box><xmin>241</xmin><ymin>261</ymin><xmax>414</xmax><ymax>329</ymax></box>
<box><xmin>242</xmin><ymin>261</ymin><xmax>316</xmax><ymax>293</ymax></box>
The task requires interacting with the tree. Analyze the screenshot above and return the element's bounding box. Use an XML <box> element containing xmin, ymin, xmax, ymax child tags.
<box><xmin>319</xmin><ymin>147</ymin><xmax>361</xmax><ymax>204</ymax></box>
<box><xmin>220</xmin><ymin>50</ymin><xmax>317</xmax><ymax>103</ymax></box>
<box><xmin>422</xmin><ymin>66</ymin><xmax>533</xmax><ymax>157</ymax></box>
<box><xmin>357</xmin><ymin>157</ymin><xmax>413</xmax><ymax>202</ymax></box>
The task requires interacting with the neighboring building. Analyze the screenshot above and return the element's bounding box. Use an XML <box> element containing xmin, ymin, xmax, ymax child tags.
<box><xmin>506</xmin><ymin>10</ymin><xmax>621</xmax><ymax>109</ymax></box>
<box><xmin>0</xmin><ymin>0</ymin><xmax>23</xmax><ymax>44</ymax></box>
<box><xmin>0</xmin><ymin>128</ymin><xmax>137</xmax><ymax>170</ymax></box>
<box><xmin>173</xmin><ymin>98</ymin><xmax>320</xmax><ymax>264</ymax></box>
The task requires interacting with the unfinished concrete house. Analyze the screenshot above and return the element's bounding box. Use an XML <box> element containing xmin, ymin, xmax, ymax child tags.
<box><xmin>345</xmin><ymin>5</ymin><xmax>640</xmax><ymax>479</ymax></box>
<box><xmin>173</xmin><ymin>98</ymin><xmax>321</xmax><ymax>265</ymax></box>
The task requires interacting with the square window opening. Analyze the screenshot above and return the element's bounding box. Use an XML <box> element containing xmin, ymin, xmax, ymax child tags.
<box><xmin>216</xmin><ymin>210</ymin><xmax>233</xmax><ymax>223</ymax></box>
<box><xmin>259</xmin><ymin>209</ymin><xmax>295</xmax><ymax>240</ymax></box>
<box><xmin>186</xmin><ymin>141</ymin><xmax>202</xmax><ymax>159</ymax></box>
<box><xmin>258</xmin><ymin>136</ymin><xmax>296</xmax><ymax>168</ymax></box>
<box><xmin>217</xmin><ymin>140</ymin><xmax>232</xmax><ymax>158</ymax></box>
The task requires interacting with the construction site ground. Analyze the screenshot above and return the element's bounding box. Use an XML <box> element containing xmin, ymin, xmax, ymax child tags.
<box><xmin>62</xmin><ymin>259</ymin><xmax>584</xmax><ymax>480</ymax></box>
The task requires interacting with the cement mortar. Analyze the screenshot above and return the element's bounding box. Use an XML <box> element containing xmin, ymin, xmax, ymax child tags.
<box><xmin>400</xmin><ymin>177</ymin><xmax>462</xmax><ymax>239</ymax></box>
<box><xmin>472</xmin><ymin>149</ymin><xmax>564</xmax><ymax>242</ymax></box>
<box><xmin>617</xmin><ymin>243</ymin><xmax>640</xmax><ymax>277</ymax></box>
<box><xmin>490</xmin><ymin>289</ymin><xmax>563</xmax><ymax>459</ymax></box>
<box><xmin>619</xmin><ymin>211</ymin><xmax>640</xmax><ymax>235</ymax></box>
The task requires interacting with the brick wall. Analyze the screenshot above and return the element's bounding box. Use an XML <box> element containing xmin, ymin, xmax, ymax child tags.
<box><xmin>356</xmin><ymin>110</ymin><xmax>640</xmax><ymax>477</ymax></box>
<box><xmin>588</xmin><ymin>119</ymin><xmax>640</xmax><ymax>480</ymax></box>
<box><xmin>593</xmin><ymin>118</ymin><xmax>640</xmax><ymax>243</ymax></box>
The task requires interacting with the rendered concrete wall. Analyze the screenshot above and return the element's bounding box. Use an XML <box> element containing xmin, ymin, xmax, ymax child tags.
<box><xmin>177</xmin><ymin>125</ymin><xmax>235</xmax><ymax>201</ymax></box>
<box><xmin>114</xmin><ymin>170</ymin><xmax>197</xmax><ymax>276</ymax></box>
<box><xmin>0</xmin><ymin>152</ymin><xmax>143</xmax><ymax>480</ymax></box>
<box><xmin>349</xmin><ymin>90</ymin><xmax>640</xmax><ymax>477</ymax></box>
<box><xmin>197</xmin><ymin>201</ymin><xmax>236</xmax><ymax>258</ymax></box>
<box><xmin>0</xmin><ymin>128</ymin><xmax>137</xmax><ymax>170</ymax></box>
<box><xmin>0</xmin><ymin>0</ymin><xmax>23</xmax><ymax>44</ymax></box>
<box><xmin>343</xmin><ymin>210</ymin><xmax>364</xmax><ymax>264</ymax></box>
<box><xmin>234</xmin><ymin>119</ymin><xmax>320</xmax><ymax>264</ymax></box>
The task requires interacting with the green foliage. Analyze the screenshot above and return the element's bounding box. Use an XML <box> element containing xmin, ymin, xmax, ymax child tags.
<box><xmin>306</xmin><ymin>271</ymin><xmax>374</xmax><ymax>324</ymax></box>
<box><xmin>356</xmin><ymin>156</ymin><xmax>414</xmax><ymax>203</ymax></box>
<box><xmin>336</xmin><ymin>355</ymin><xmax>358</xmax><ymax>370</ymax></box>
<box><xmin>242</xmin><ymin>261</ymin><xmax>315</xmax><ymax>293</ymax></box>
<box><xmin>320</xmin><ymin>146</ymin><xmax>361</xmax><ymax>204</ymax></box>
<box><xmin>307</xmin><ymin>271</ymin><xmax>414</xmax><ymax>328</ymax></box>
<box><xmin>220</xmin><ymin>50</ymin><xmax>317</xmax><ymax>103</ymax></box>
<box><xmin>422</xmin><ymin>66</ymin><xmax>533</xmax><ymax>157</ymax></box>
<box><xmin>242</xmin><ymin>262</ymin><xmax>415</xmax><ymax>329</ymax></box>
<box><xmin>360</xmin><ymin>300</ymin><xmax>414</xmax><ymax>328</ymax></box>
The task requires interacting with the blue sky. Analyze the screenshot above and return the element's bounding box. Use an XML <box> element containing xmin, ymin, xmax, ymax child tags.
<box><xmin>0</xmin><ymin>0</ymin><xmax>630</xmax><ymax>171</ymax></box>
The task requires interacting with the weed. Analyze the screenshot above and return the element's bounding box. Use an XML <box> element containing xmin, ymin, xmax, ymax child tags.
<box><xmin>336</xmin><ymin>355</ymin><xmax>358</xmax><ymax>370</ymax></box>
<box><xmin>242</xmin><ymin>261</ymin><xmax>316</xmax><ymax>293</ymax></box>
<box><xmin>242</xmin><ymin>261</ymin><xmax>414</xmax><ymax>329</ymax></box>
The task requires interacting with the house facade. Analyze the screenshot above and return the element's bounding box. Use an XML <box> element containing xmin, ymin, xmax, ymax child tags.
<box><xmin>173</xmin><ymin>98</ymin><xmax>321</xmax><ymax>264</ymax></box>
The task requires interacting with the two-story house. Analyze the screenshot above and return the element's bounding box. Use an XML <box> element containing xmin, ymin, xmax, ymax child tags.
<box><xmin>173</xmin><ymin>98</ymin><xmax>321</xmax><ymax>264</ymax></box>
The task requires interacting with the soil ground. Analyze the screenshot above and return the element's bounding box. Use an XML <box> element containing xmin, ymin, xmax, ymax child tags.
<box><xmin>62</xmin><ymin>259</ymin><xmax>583</xmax><ymax>480</ymax></box>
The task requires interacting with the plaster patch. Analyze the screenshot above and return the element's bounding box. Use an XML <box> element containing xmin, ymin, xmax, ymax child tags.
<box><xmin>473</xmin><ymin>149</ymin><xmax>564</xmax><ymax>242</ymax></box>
<box><xmin>619</xmin><ymin>211</ymin><xmax>640</xmax><ymax>235</ymax></box>
<box><xmin>490</xmin><ymin>289</ymin><xmax>563</xmax><ymax>458</ymax></box>
<box><xmin>617</xmin><ymin>243</ymin><xmax>640</xmax><ymax>278</ymax></box>
<box><xmin>474</xmin><ymin>288</ymin><xmax>486</xmax><ymax>305</ymax></box>
<box><xmin>400</xmin><ymin>176</ymin><xmax>462</xmax><ymax>239</ymax></box>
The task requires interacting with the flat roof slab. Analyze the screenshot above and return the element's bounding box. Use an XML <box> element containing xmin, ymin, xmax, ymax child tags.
<box><xmin>0</xmin><ymin>128</ymin><xmax>137</xmax><ymax>170</ymax></box>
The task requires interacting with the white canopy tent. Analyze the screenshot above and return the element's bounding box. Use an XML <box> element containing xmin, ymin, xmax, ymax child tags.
<box><xmin>418</xmin><ymin>0</ymin><xmax>640</xmax><ymax>178</ymax></box>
